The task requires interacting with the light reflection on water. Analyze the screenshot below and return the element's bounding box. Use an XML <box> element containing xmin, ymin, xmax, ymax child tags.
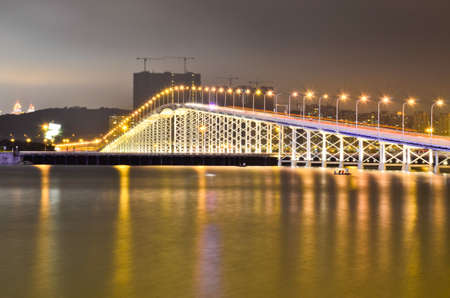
<box><xmin>0</xmin><ymin>166</ymin><xmax>448</xmax><ymax>298</ymax></box>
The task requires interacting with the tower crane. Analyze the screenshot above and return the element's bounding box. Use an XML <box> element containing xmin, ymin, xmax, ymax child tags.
<box><xmin>163</xmin><ymin>56</ymin><xmax>195</xmax><ymax>73</ymax></box>
<box><xmin>136</xmin><ymin>57</ymin><xmax>165</xmax><ymax>72</ymax></box>
<box><xmin>248</xmin><ymin>80</ymin><xmax>274</xmax><ymax>88</ymax></box>
<box><xmin>217</xmin><ymin>76</ymin><xmax>240</xmax><ymax>87</ymax></box>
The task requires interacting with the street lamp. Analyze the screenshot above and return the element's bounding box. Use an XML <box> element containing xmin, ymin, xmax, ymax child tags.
<box><xmin>253</xmin><ymin>89</ymin><xmax>262</xmax><ymax>112</ymax></box>
<box><xmin>244</xmin><ymin>89</ymin><xmax>251</xmax><ymax>109</ymax></box>
<box><xmin>356</xmin><ymin>94</ymin><xmax>369</xmax><ymax>128</ymax></box>
<box><xmin>430</xmin><ymin>98</ymin><xmax>444</xmax><ymax>138</ymax></box>
<box><xmin>264</xmin><ymin>90</ymin><xmax>273</xmax><ymax>112</ymax></box>
<box><xmin>226</xmin><ymin>88</ymin><xmax>233</xmax><ymax>106</ymax></box>
<box><xmin>303</xmin><ymin>91</ymin><xmax>314</xmax><ymax>120</ymax></box>
<box><xmin>235</xmin><ymin>89</ymin><xmax>242</xmax><ymax>109</ymax></box>
<box><xmin>378</xmin><ymin>96</ymin><xmax>390</xmax><ymax>132</ymax></box>
<box><xmin>274</xmin><ymin>93</ymin><xmax>282</xmax><ymax>113</ymax></box>
<box><xmin>318</xmin><ymin>94</ymin><xmax>328</xmax><ymax>122</ymax></box>
<box><xmin>288</xmin><ymin>92</ymin><xmax>298</xmax><ymax>116</ymax></box>
<box><xmin>336</xmin><ymin>93</ymin><xmax>348</xmax><ymax>130</ymax></box>
<box><xmin>218</xmin><ymin>87</ymin><xmax>224</xmax><ymax>106</ymax></box>
<box><xmin>402</xmin><ymin>98</ymin><xmax>416</xmax><ymax>135</ymax></box>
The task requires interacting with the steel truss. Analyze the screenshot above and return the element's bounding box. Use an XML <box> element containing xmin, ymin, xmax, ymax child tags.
<box><xmin>101</xmin><ymin>105</ymin><xmax>449</xmax><ymax>173</ymax></box>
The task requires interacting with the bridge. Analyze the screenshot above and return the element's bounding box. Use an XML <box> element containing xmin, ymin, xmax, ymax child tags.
<box><xmin>56</xmin><ymin>86</ymin><xmax>450</xmax><ymax>173</ymax></box>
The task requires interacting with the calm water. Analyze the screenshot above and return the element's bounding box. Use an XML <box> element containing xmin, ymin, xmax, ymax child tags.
<box><xmin>0</xmin><ymin>166</ymin><xmax>449</xmax><ymax>298</ymax></box>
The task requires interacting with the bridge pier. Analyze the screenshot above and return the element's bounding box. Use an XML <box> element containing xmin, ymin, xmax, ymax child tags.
<box><xmin>434</xmin><ymin>150</ymin><xmax>440</xmax><ymax>174</ymax></box>
<box><xmin>306</xmin><ymin>130</ymin><xmax>312</xmax><ymax>167</ymax></box>
<box><xmin>291</xmin><ymin>128</ymin><xmax>297</xmax><ymax>168</ymax></box>
<box><xmin>321</xmin><ymin>132</ymin><xmax>327</xmax><ymax>168</ymax></box>
<box><xmin>339</xmin><ymin>135</ymin><xmax>344</xmax><ymax>168</ymax></box>
<box><xmin>378</xmin><ymin>142</ymin><xmax>386</xmax><ymax>171</ymax></box>
<box><xmin>358</xmin><ymin>139</ymin><xmax>364</xmax><ymax>170</ymax></box>
<box><xmin>402</xmin><ymin>146</ymin><xmax>410</xmax><ymax>172</ymax></box>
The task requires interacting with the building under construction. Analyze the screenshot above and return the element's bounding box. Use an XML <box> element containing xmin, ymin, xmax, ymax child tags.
<box><xmin>133</xmin><ymin>71</ymin><xmax>201</xmax><ymax>109</ymax></box>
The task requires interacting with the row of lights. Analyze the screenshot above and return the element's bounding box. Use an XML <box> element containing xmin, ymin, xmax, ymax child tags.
<box><xmin>69</xmin><ymin>85</ymin><xmax>447</xmax><ymax>148</ymax></box>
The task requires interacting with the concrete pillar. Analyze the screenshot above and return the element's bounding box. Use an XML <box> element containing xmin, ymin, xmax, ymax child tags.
<box><xmin>321</xmin><ymin>132</ymin><xmax>327</xmax><ymax>168</ymax></box>
<box><xmin>358</xmin><ymin>139</ymin><xmax>364</xmax><ymax>170</ymax></box>
<box><xmin>306</xmin><ymin>129</ymin><xmax>311</xmax><ymax>167</ymax></box>
<box><xmin>291</xmin><ymin>128</ymin><xmax>296</xmax><ymax>168</ymax></box>
<box><xmin>379</xmin><ymin>142</ymin><xmax>385</xmax><ymax>171</ymax></box>
<box><xmin>339</xmin><ymin>135</ymin><xmax>344</xmax><ymax>168</ymax></box>
<box><xmin>433</xmin><ymin>150</ymin><xmax>440</xmax><ymax>174</ymax></box>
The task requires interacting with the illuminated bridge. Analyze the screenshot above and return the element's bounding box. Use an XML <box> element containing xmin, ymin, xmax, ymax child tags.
<box><xmin>56</xmin><ymin>86</ymin><xmax>450</xmax><ymax>173</ymax></box>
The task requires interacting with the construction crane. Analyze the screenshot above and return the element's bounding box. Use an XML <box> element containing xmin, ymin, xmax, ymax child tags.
<box><xmin>248</xmin><ymin>80</ymin><xmax>274</xmax><ymax>88</ymax></box>
<box><xmin>217</xmin><ymin>76</ymin><xmax>240</xmax><ymax>87</ymax></box>
<box><xmin>163</xmin><ymin>56</ymin><xmax>195</xmax><ymax>73</ymax></box>
<box><xmin>136</xmin><ymin>57</ymin><xmax>165</xmax><ymax>72</ymax></box>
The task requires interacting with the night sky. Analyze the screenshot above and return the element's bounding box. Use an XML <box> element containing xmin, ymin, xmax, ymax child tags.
<box><xmin>1</xmin><ymin>0</ymin><xmax>449</xmax><ymax>113</ymax></box>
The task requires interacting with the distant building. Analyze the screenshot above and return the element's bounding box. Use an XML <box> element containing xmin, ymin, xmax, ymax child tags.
<box><xmin>27</xmin><ymin>104</ymin><xmax>35</xmax><ymax>113</ymax></box>
<box><xmin>12</xmin><ymin>101</ymin><xmax>23</xmax><ymax>115</ymax></box>
<box><xmin>412</xmin><ymin>111</ymin><xmax>429</xmax><ymax>133</ymax></box>
<box><xmin>436</xmin><ymin>112</ymin><xmax>450</xmax><ymax>136</ymax></box>
<box><xmin>133</xmin><ymin>71</ymin><xmax>201</xmax><ymax>109</ymax></box>
<box><xmin>108</xmin><ymin>115</ymin><xmax>127</xmax><ymax>130</ymax></box>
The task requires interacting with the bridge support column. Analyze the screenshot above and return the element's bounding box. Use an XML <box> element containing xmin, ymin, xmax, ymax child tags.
<box><xmin>291</xmin><ymin>128</ymin><xmax>296</xmax><ymax>168</ymax></box>
<box><xmin>278</xmin><ymin>126</ymin><xmax>282</xmax><ymax>166</ymax></box>
<box><xmin>379</xmin><ymin>142</ymin><xmax>385</xmax><ymax>171</ymax></box>
<box><xmin>434</xmin><ymin>151</ymin><xmax>440</xmax><ymax>174</ymax></box>
<box><xmin>358</xmin><ymin>139</ymin><xmax>363</xmax><ymax>170</ymax></box>
<box><xmin>429</xmin><ymin>149</ymin><xmax>434</xmax><ymax>173</ymax></box>
<box><xmin>321</xmin><ymin>132</ymin><xmax>327</xmax><ymax>168</ymax></box>
<box><xmin>339</xmin><ymin>135</ymin><xmax>344</xmax><ymax>168</ymax></box>
<box><xmin>306</xmin><ymin>130</ymin><xmax>311</xmax><ymax>167</ymax></box>
<box><xmin>402</xmin><ymin>146</ymin><xmax>410</xmax><ymax>172</ymax></box>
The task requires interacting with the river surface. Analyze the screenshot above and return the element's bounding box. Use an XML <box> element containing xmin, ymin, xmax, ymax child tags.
<box><xmin>0</xmin><ymin>166</ymin><xmax>449</xmax><ymax>298</ymax></box>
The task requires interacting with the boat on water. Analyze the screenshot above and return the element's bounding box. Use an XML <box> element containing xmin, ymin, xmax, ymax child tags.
<box><xmin>334</xmin><ymin>168</ymin><xmax>351</xmax><ymax>175</ymax></box>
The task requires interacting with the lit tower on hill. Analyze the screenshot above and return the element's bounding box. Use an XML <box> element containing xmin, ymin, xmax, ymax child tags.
<box><xmin>12</xmin><ymin>101</ymin><xmax>23</xmax><ymax>115</ymax></box>
<box><xmin>27</xmin><ymin>103</ymin><xmax>35</xmax><ymax>113</ymax></box>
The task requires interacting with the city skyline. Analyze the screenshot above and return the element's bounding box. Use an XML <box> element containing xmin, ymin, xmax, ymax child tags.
<box><xmin>1</xmin><ymin>0</ymin><xmax>450</xmax><ymax>113</ymax></box>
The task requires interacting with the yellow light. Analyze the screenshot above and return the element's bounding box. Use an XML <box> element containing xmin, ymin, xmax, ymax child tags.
<box><xmin>256</xmin><ymin>89</ymin><xmax>262</xmax><ymax>95</ymax></box>
<box><xmin>79</xmin><ymin>138</ymin><xmax>84</xmax><ymax>142</ymax></box>
<box><xmin>198</xmin><ymin>87</ymin><xmax>202</xmax><ymax>91</ymax></box>
<box><xmin>436</xmin><ymin>98</ymin><xmax>444</xmax><ymax>106</ymax></box>
<box><xmin>306</xmin><ymin>90</ymin><xmax>314</xmax><ymax>98</ymax></box>
<box><xmin>245</xmin><ymin>89</ymin><xmax>251</xmax><ymax>94</ymax></box>
<box><xmin>218</xmin><ymin>87</ymin><xmax>224</xmax><ymax>93</ymax></box>
<box><xmin>291</xmin><ymin>91</ymin><xmax>298</xmax><ymax>97</ymax></box>
<box><xmin>381</xmin><ymin>96</ymin><xmax>390</xmax><ymax>103</ymax></box>
<box><xmin>165</xmin><ymin>89</ymin><xmax>169</xmax><ymax>94</ymax></box>
<box><xmin>170</xmin><ymin>87</ymin><xmax>173</xmax><ymax>91</ymax></box>
<box><xmin>10</xmin><ymin>138</ymin><xmax>15</xmax><ymax>143</ymax></box>
<box><xmin>122</xmin><ymin>125</ymin><xmax>128</xmax><ymax>131</ymax></box>
<box><xmin>227</xmin><ymin>88</ymin><xmax>233</xmax><ymax>94</ymax></box>
<box><xmin>236</xmin><ymin>89</ymin><xmax>242</xmax><ymax>94</ymax></box>
<box><xmin>157</xmin><ymin>94</ymin><xmax>160</xmax><ymax>98</ymax></box>
<box><xmin>323</xmin><ymin>94</ymin><xmax>329</xmax><ymax>99</ymax></box>
<box><xmin>360</xmin><ymin>95</ymin><xmax>369</xmax><ymax>102</ymax></box>
<box><xmin>340</xmin><ymin>93</ymin><xmax>348</xmax><ymax>100</ymax></box>
<box><xmin>174</xmin><ymin>86</ymin><xmax>179</xmax><ymax>91</ymax></box>
<box><xmin>407</xmin><ymin>98</ymin><xmax>416</xmax><ymax>105</ymax></box>
<box><xmin>205</xmin><ymin>87</ymin><xmax>209</xmax><ymax>91</ymax></box>
<box><xmin>180</xmin><ymin>85</ymin><xmax>185</xmax><ymax>90</ymax></box>
<box><xmin>42</xmin><ymin>124</ymin><xmax>49</xmax><ymax>131</ymax></box>
<box><xmin>26</xmin><ymin>138</ymin><xmax>31</xmax><ymax>143</ymax></box>
<box><xmin>192</xmin><ymin>86</ymin><xmax>197</xmax><ymax>91</ymax></box>
<box><xmin>425</xmin><ymin>127</ymin><xmax>433</xmax><ymax>133</ymax></box>
<box><xmin>211</xmin><ymin>87</ymin><xmax>216</xmax><ymax>92</ymax></box>
<box><xmin>199</xmin><ymin>125</ymin><xmax>207</xmax><ymax>132</ymax></box>
<box><xmin>267</xmin><ymin>90</ymin><xmax>273</xmax><ymax>96</ymax></box>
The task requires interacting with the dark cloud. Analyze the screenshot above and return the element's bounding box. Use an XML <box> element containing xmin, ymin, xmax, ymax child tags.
<box><xmin>0</xmin><ymin>0</ymin><xmax>449</xmax><ymax>113</ymax></box>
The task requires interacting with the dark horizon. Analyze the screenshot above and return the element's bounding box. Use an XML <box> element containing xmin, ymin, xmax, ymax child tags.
<box><xmin>1</xmin><ymin>0</ymin><xmax>450</xmax><ymax>114</ymax></box>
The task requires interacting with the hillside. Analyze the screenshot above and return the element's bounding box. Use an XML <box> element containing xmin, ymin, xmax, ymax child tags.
<box><xmin>0</xmin><ymin>107</ymin><xmax>130</xmax><ymax>141</ymax></box>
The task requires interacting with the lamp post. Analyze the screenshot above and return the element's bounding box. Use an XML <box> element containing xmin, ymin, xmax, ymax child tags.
<box><xmin>378</xmin><ymin>96</ymin><xmax>390</xmax><ymax>132</ymax></box>
<box><xmin>180</xmin><ymin>86</ymin><xmax>185</xmax><ymax>103</ymax></box>
<box><xmin>218</xmin><ymin>87</ymin><xmax>224</xmax><ymax>106</ymax></box>
<box><xmin>430</xmin><ymin>98</ymin><xmax>444</xmax><ymax>138</ymax></box>
<box><xmin>274</xmin><ymin>93</ymin><xmax>281</xmax><ymax>113</ymax></box>
<box><xmin>226</xmin><ymin>88</ymin><xmax>233</xmax><ymax>106</ymax></box>
<box><xmin>288</xmin><ymin>92</ymin><xmax>298</xmax><ymax>116</ymax></box>
<box><xmin>235</xmin><ymin>89</ymin><xmax>241</xmax><ymax>109</ymax></box>
<box><xmin>356</xmin><ymin>95</ymin><xmax>369</xmax><ymax>128</ymax></box>
<box><xmin>402</xmin><ymin>98</ymin><xmax>415</xmax><ymax>135</ymax></box>
<box><xmin>264</xmin><ymin>90</ymin><xmax>273</xmax><ymax>113</ymax></box>
<box><xmin>253</xmin><ymin>89</ymin><xmax>262</xmax><ymax>112</ymax></box>
<box><xmin>303</xmin><ymin>91</ymin><xmax>314</xmax><ymax>120</ymax></box>
<box><xmin>318</xmin><ymin>94</ymin><xmax>328</xmax><ymax>122</ymax></box>
<box><xmin>244</xmin><ymin>89</ymin><xmax>251</xmax><ymax>109</ymax></box>
<box><xmin>336</xmin><ymin>93</ymin><xmax>348</xmax><ymax>130</ymax></box>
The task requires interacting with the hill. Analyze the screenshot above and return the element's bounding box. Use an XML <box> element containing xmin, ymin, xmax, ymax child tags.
<box><xmin>0</xmin><ymin>107</ymin><xmax>130</xmax><ymax>141</ymax></box>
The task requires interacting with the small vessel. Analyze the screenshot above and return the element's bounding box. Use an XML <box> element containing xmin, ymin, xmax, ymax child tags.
<box><xmin>334</xmin><ymin>168</ymin><xmax>351</xmax><ymax>175</ymax></box>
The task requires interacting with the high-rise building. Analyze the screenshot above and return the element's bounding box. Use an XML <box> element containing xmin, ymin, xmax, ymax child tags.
<box><xmin>133</xmin><ymin>71</ymin><xmax>201</xmax><ymax>109</ymax></box>
<box><xmin>27</xmin><ymin>103</ymin><xmax>35</xmax><ymax>113</ymax></box>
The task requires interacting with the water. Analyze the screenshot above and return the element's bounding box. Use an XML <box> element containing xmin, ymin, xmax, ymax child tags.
<box><xmin>0</xmin><ymin>166</ymin><xmax>449</xmax><ymax>298</ymax></box>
